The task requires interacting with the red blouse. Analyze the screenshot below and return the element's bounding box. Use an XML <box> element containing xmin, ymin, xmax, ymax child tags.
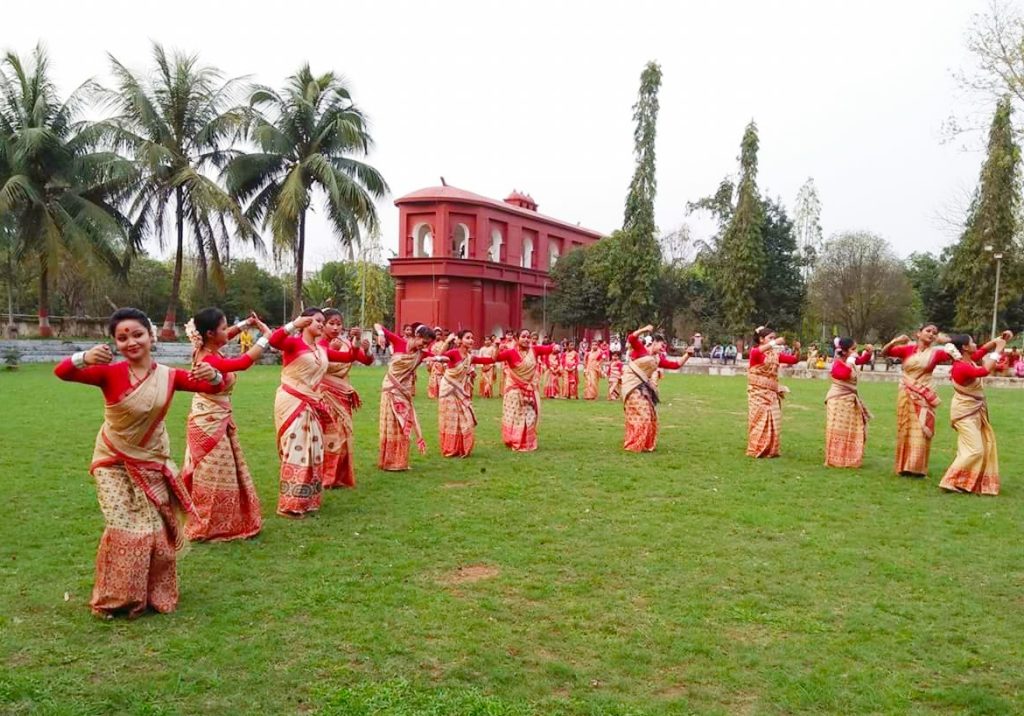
<box><xmin>830</xmin><ymin>350</ymin><xmax>873</xmax><ymax>380</ymax></box>
<box><xmin>54</xmin><ymin>359</ymin><xmax>224</xmax><ymax>404</ymax></box>
<box><xmin>269</xmin><ymin>328</ymin><xmax>357</xmax><ymax>366</ymax></box>
<box><xmin>442</xmin><ymin>348</ymin><xmax>495</xmax><ymax>365</ymax></box>
<box><xmin>318</xmin><ymin>339</ymin><xmax>373</xmax><ymax>366</ymax></box>
<box><xmin>885</xmin><ymin>344</ymin><xmax>952</xmax><ymax>368</ymax></box>
<box><xmin>749</xmin><ymin>345</ymin><xmax>800</xmax><ymax>367</ymax></box>
<box><xmin>380</xmin><ymin>327</ymin><xmax>430</xmax><ymax>358</ymax></box>
<box><xmin>950</xmin><ymin>348</ymin><xmax>994</xmax><ymax>385</ymax></box>
<box><xmin>497</xmin><ymin>343</ymin><xmax>557</xmax><ymax>367</ymax></box>
<box><xmin>627</xmin><ymin>334</ymin><xmax>685</xmax><ymax>369</ymax></box>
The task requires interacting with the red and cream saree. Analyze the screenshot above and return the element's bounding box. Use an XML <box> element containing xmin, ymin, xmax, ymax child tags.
<box><xmin>182</xmin><ymin>372</ymin><xmax>261</xmax><ymax>541</ymax></box>
<box><xmin>939</xmin><ymin>376</ymin><xmax>1000</xmax><ymax>494</ymax></box>
<box><xmin>379</xmin><ymin>350</ymin><xmax>426</xmax><ymax>470</ymax></box>
<box><xmin>747</xmin><ymin>350</ymin><xmax>787</xmax><ymax>458</ymax></box>
<box><xmin>88</xmin><ymin>364</ymin><xmax>195</xmax><ymax>617</ymax></box>
<box><xmin>439</xmin><ymin>352</ymin><xmax>478</xmax><ymax>457</ymax></box>
<box><xmin>894</xmin><ymin>347</ymin><xmax>941</xmax><ymax>475</ymax></box>
<box><xmin>583</xmin><ymin>349</ymin><xmax>602</xmax><ymax>400</ymax></box>
<box><xmin>478</xmin><ymin>346</ymin><xmax>497</xmax><ymax>398</ymax></box>
<box><xmin>426</xmin><ymin>341</ymin><xmax>445</xmax><ymax>399</ymax></box>
<box><xmin>824</xmin><ymin>371</ymin><xmax>872</xmax><ymax>468</ymax></box>
<box><xmin>321</xmin><ymin>340</ymin><xmax>362</xmax><ymax>489</ymax></box>
<box><xmin>502</xmin><ymin>350</ymin><xmax>541</xmax><ymax>451</ymax></box>
<box><xmin>622</xmin><ymin>355</ymin><xmax>661</xmax><ymax>452</ymax></box>
<box><xmin>274</xmin><ymin>346</ymin><xmax>329</xmax><ymax>516</ymax></box>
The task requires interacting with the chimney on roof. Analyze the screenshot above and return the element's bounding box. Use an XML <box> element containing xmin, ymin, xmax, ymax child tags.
<box><xmin>504</xmin><ymin>190</ymin><xmax>538</xmax><ymax>211</ymax></box>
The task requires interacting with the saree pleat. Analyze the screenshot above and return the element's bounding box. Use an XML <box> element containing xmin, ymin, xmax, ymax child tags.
<box><xmin>502</xmin><ymin>351</ymin><xmax>540</xmax><ymax>451</ymax></box>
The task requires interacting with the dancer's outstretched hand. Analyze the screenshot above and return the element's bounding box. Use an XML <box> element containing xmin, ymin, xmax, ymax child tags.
<box><xmin>191</xmin><ymin>362</ymin><xmax>218</xmax><ymax>382</ymax></box>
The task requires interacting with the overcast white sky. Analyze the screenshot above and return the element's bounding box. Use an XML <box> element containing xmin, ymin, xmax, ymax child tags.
<box><xmin>7</xmin><ymin>0</ymin><xmax>996</xmax><ymax>267</ymax></box>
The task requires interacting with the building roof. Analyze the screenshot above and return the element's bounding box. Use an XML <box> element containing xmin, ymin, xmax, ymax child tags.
<box><xmin>395</xmin><ymin>185</ymin><xmax>603</xmax><ymax>239</ymax></box>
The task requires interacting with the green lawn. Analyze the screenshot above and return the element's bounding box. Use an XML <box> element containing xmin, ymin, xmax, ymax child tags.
<box><xmin>1</xmin><ymin>365</ymin><xmax>1022</xmax><ymax>715</ymax></box>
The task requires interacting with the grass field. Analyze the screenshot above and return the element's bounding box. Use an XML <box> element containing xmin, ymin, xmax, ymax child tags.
<box><xmin>1</xmin><ymin>364</ymin><xmax>1022</xmax><ymax>715</ymax></box>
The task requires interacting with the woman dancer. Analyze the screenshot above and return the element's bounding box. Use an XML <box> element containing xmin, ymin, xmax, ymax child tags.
<box><xmin>583</xmin><ymin>343</ymin><xmax>603</xmax><ymax>400</ymax></box>
<box><xmin>270</xmin><ymin>309</ymin><xmax>361</xmax><ymax>517</ymax></box>
<box><xmin>478</xmin><ymin>335</ymin><xmax>497</xmax><ymax>398</ymax></box>
<box><xmin>938</xmin><ymin>331</ymin><xmax>1011</xmax><ymax>495</ymax></box>
<box><xmin>497</xmin><ymin>329</ymin><xmax>560</xmax><ymax>451</ymax></box>
<box><xmin>376</xmin><ymin>322</ymin><xmax>448</xmax><ymax>470</ymax></box>
<box><xmin>823</xmin><ymin>337</ymin><xmax>874</xmax><ymax>468</ymax></box>
<box><xmin>544</xmin><ymin>350</ymin><xmax>562</xmax><ymax>399</ymax></box>
<box><xmin>438</xmin><ymin>330</ymin><xmax>497</xmax><ymax>457</ymax></box>
<box><xmin>561</xmin><ymin>343</ymin><xmax>580</xmax><ymax>399</ymax></box>
<box><xmin>427</xmin><ymin>328</ymin><xmax>446</xmax><ymax>399</ymax></box>
<box><xmin>607</xmin><ymin>352</ymin><xmax>624</xmax><ymax>401</ymax></box>
<box><xmin>881</xmin><ymin>324</ymin><xmax>951</xmax><ymax>476</ymax></box>
<box><xmin>55</xmin><ymin>308</ymin><xmax>224</xmax><ymax>617</ymax></box>
<box><xmin>320</xmin><ymin>310</ymin><xmax>373</xmax><ymax>489</ymax></box>
<box><xmin>747</xmin><ymin>326</ymin><xmax>801</xmax><ymax>458</ymax></box>
<box><xmin>182</xmin><ymin>308</ymin><xmax>271</xmax><ymax>541</ymax></box>
<box><xmin>622</xmin><ymin>325</ymin><xmax>691</xmax><ymax>452</ymax></box>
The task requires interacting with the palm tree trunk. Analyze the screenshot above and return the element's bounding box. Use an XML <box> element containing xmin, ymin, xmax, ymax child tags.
<box><xmin>38</xmin><ymin>257</ymin><xmax>52</xmax><ymax>338</ymax></box>
<box><xmin>294</xmin><ymin>209</ymin><xmax>306</xmax><ymax>311</ymax></box>
<box><xmin>5</xmin><ymin>250</ymin><xmax>14</xmax><ymax>337</ymax></box>
<box><xmin>162</xmin><ymin>186</ymin><xmax>185</xmax><ymax>340</ymax></box>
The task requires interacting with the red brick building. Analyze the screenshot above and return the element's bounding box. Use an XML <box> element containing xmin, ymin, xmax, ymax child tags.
<box><xmin>389</xmin><ymin>185</ymin><xmax>603</xmax><ymax>336</ymax></box>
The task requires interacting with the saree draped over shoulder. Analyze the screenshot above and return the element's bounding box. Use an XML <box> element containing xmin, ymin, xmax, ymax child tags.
<box><xmin>274</xmin><ymin>345</ymin><xmax>329</xmax><ymax>515</ymax></box>
<box><xmin>502</xmin><ymin>350</ymin><xmax>541</xmax><ymax>451</ymax></box>
<box><xmin>378</xmin><ymin>350</ymin><xmax>425</xmax><ymax>470</ymax></box>
<box><xmin>894</xmin><ymin>347</ymin><xmax>941</xmax><ymax>475</ymax></box>
<box><xmin>622</xmin><ymin>355</ymin><xmax>661</xmax><ymax>452</ymax></box>
<box><xmin>583</xmin><ymin>352</ymin><xmax>601</xmax><ymax>400</ymax></box>
<box><xmin>747</xmin><ymin>350</ymin><xmax>787</xmax><ymax>458</ymax></box>
<box><xmin>824</xmin><ymin>371</ymin><xmax>872</xmax><ymax>468</ymax></box>
<box><xmin>321</xmin><ymin>341</ymin><xmax>362</xmax><ymax>488</ymax></box>
<box><xmin>88</xmin><ymin>364</ymin><xmax>194</xmax><ymax>617</ymax></box>
<box><xmin>182</xmin><ymin>371</ymin><xmax>261</xmax><ymax>541</ymax></box>
<box><xmin>439</xmin><ymin>353</ymin><xmax>477</xmax><ymax>457</ymax></box>
<box><xmin>939</xmin><ymin>376</ymin><xmax>1000</xmax><ymax>494</ymax></box>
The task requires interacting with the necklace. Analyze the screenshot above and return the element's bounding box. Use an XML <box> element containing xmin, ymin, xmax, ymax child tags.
<box><xmin>128</xmin><ymin>361</ymin><xmax>153</xmax><ymax>385</ymax></box>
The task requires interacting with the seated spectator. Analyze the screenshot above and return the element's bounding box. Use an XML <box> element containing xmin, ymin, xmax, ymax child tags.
<box><xmin>724</xmin><ymin>344</ymin><xmax>738</xmax><ymax>364</ymax></box>
<box><xmin>710</xmin><ymin>344</ymin><xmax>724</xmax><ymax>363</ymax></box>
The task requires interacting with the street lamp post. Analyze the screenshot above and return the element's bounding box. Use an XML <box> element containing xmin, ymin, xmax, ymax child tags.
<box><xmin>985</xmin><ymin>245</ymin><xmax>1004</xmax><ymax>340</ymax></box>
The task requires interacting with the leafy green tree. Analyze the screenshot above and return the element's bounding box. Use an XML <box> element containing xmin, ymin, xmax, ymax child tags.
<box><xmin>946</xmin><ymin>97</ymin><xmax>1021</xmax><ymax>333</ymax></box>
<box><xmin>0</xmin><ymin>45</ymin><xmax>132</xmax><ymax>336</ymax></box>
<box><xmin>608</xmin><ymin>61</ymin><xmax>662</xmax><ymax>330</ymax></box>
<box><xmin>548</xmin><ymin>244</ymin><xmax>608</xmax><ymax>329</ymax></box>
<box><xmin>226</xmin><ymin>65</ymin><xmax>389</xmax><ymax>309</ymax></box>
<box><xmin>317</xmin><ymin>261</ymin><xmax>358</xmax><ymax>313</ymax></box>
<box><xmin>716</xmin><ymin>122</ymin><xmax>765</xmax><ymax>334</ymax></box>
<box><xmin>754</xmin><ymin>197</ymin><xmax>805</xmax><ymax>332</ymax></box>
<box><xmin>216</xmin><ymin>259</ymin><xmax>285</xmax><ymax>323</ymax></box>
<box><xmin>99</xmin><ymin>43</ymin><xmax>258</xmax><ymax>339</ymax></box>
<box><xmin>905</xmin><ymin>250</ymin><xmax>957</xmax><ymax>329</ymax></box>
<box><xmin>350</xmin><ymin>260</ymin><xmax>394</xmax><ymax>328</ymax></box>
<box><xmin>808</xmin><ymin>231</ymin><xmax>916</xmax><ymax>340</ymax></box>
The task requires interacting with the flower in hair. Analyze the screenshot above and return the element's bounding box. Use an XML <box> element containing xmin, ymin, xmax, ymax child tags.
<box><xmin>943</xmin><ymin>342</ymin><xmax>962</xmax><ymax>361</ymax></box>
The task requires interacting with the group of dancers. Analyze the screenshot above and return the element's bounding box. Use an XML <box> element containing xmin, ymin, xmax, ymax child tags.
<box><xmin>745</xmin><ymin>323</ymin><xmax>1010</xmax><ymax>498</ymax></box>
<box><xmin>54</xmin><ymin>307</ymin><xmax>1007</xmax><ymax>619</ymax></box>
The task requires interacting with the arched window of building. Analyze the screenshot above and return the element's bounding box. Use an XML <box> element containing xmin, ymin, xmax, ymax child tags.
<box><xmin>521</xmin><ymin>236</ymin><xmax>534</xmax><ymax>268</ymax></box>
<box><xmin>414</xmin><ymin>223</ymin><xmax>433</xmax><ymax>258</ymax></box>
<box><xmin>489</xmin><ymin>229</ymin><xmax>503</xmax><ymax>262</ymax></box>
<box><xmin>453</xmin><ymin>223</ymin><xmax>470</xmax><ymax>259</ymax></box>
<box><xmin>548</xmin><ymin>242</ymin><xmax>560</xmax><ymax>268</ymax></box>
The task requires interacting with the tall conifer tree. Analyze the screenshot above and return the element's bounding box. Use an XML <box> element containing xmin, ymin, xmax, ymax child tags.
<box><xmin>608</xmin><ymin>61</ymin><xmax>663</xmax><ymax>329</ymax></box>
<box><xmin>948</xmin><ymin>97</ymin><xmax>1021</xmax><ymax>332</ymax></box>
<box><xmin>717</xmin><ymin>121</ymin><xmax>765</xmax><ymax>334</ymax></box>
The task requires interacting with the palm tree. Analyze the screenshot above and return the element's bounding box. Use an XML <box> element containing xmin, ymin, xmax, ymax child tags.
<box><xmin>0</xmin><ymin>45</ymin><xmax>134</xmax><ymax>337</ymax></box>
<box><xmin>226</xmin><ymin>65</ymin><xmax>388</xmax><ymax>309</ymax></box>
<box><xmin>98</xmin><ymin>43</ymin><xmax>258</xmax><ymax>339</ymax></box>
